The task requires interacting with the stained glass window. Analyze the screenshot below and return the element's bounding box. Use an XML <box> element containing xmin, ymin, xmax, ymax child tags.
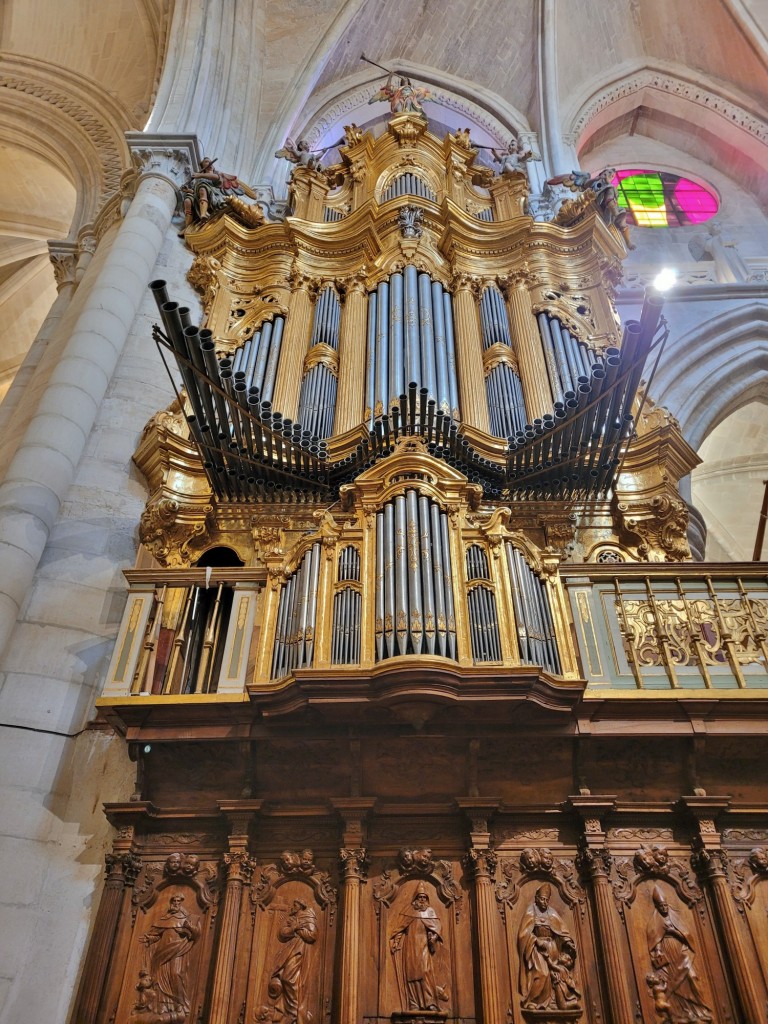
<box><xmin>612</xmin><ymin>170</ymin><xmax>718</xmax><ymax>228</ymax></box>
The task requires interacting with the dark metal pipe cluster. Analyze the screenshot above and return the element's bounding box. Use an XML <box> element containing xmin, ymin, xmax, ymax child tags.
<box><xmin>468</xmin><ymin>584</ymin><xmax>502</xmax><ymax>662</ymax></box>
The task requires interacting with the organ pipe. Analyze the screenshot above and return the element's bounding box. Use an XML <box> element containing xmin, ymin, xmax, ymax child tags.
<box><xmin>375</xmin><ymin>490</ymin><xmax>457</xmax><ymax>661</ymax></box>
<box><xmin>504</xmin><ymin>543</ymin><xmax>561</xmax><ymax>674</ymax></box>
<box><xmin>271</xmin><ymin>543</ymin><xmax>322</xmax><ymax>678</ymax></box>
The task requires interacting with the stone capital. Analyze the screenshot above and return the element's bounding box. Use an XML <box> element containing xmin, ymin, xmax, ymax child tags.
<box><xmin>47</xmin><ymin>240</ymin><xmax>78</xmax><ymax>291</ymax></box>
<box><xmin>125</xmin><ymin>132</ymin><xmax>202</xmax><ymax>188</ymax></box>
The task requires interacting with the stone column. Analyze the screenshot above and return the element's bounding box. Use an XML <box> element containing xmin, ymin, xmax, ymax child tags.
<box><xmin>69</xmin><ymin>846</ymin><xmax>141</xmax><ymax>1024</ymax></box>
<box><xmin>686</xmin><ymin>797</ymin><xmax>765</xmax><ymax>1021</ymax></box>
<box><xmin>271</xmin><ymin>270</ymin><xmax>317</xmax><ymax>421</ymax></box>
<box><xmin>458</xmin><ymin>800</ymin><xmax>503</xmax><ymax>1024</ymax></box>
<box><xmin>538</xmin><ymin>0</ymin><xmax>573</xmax><ymax>178</ymax></box>
<box><xmin>209</xmin><ymin>802</ymin><xmax>261</xmax><ymax>1024</ymax></box>
<box><xmin>450</xmin><ymin>273</ymin><xmax>489</xmax><ymax>432</ymax></box>
<box><xmin>334</xmin><ymin>274</ymin><xmax>368</xmax><ymax>435</ymax></box>
<box><xmin>570</xmin><ymin>797</ymin><xmax>635</xmax><ymax>1024</ymax></box>
<box><xmin>0</xmin><ymin>134</ymin><xmax>199</xmax><ymax>665</ymax></box>
<box><xmin>0</xmin><ymin>241</ymin><xmax>78</xmax><ymax>476</ymax></box>
<box><xmin>501</xmin><ymin>275</ymin><xmax>553</xmax><ymax>421</ymax></box>
<box><xmin>332</xmin><ymin>798</ymin><xmax>374</xmax><ymax>1024</ymax></box>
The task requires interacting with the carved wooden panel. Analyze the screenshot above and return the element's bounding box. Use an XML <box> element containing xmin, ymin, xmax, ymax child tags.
<box><xmin>729</xmin><ymin>848</ymin><xmax>768</xmax><ymax>992</ymax></box>
<box><xmin>618</xmin><ymin>875</ymin><xmax>729</xmax><ymax>1023</ymax></box>
<box><xmin>496</xmin><ymin>851</ymin><xmax>600</xmax><ymax>1024</ymax></box>
<box><xmin>363</xmin><ymin>855</ymin><xmax>474</xmax><ymax>1021</ymax></box>
<box><xmin>113</xmin><ymin>856</ymin><xmax>220</xmax><ymax>1024</ymax></box>
<box><xmin>243</xmin><ymin>857</ymin><xmax>337</xmax><ymax>1024</ymax></box>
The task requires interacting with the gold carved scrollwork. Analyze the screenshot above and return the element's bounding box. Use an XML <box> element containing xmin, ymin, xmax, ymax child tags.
<box><xmin>303</xmin><ymin>343</ymin><xmax>339</xmax><ymax>377</ymax></box>
<box><xmin>617</xmin><ymin>494</ymin><xmax>691</xmax><ymax>562</ymax></box>
<box><xmin>139</xmin><ymin>498</ymin><xmax>214</xmax><ymax>568</ymax></box>
<box><xmin>187</xmin><ymin>255</ymin><xmax>221</xmax><ymax>314</ymax></box>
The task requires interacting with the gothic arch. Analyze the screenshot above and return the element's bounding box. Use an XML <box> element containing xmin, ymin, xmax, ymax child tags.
<box><xmin>652</xmin><ymin>303</ymin><xmax>768</xmax><ymax>449</ymax></box>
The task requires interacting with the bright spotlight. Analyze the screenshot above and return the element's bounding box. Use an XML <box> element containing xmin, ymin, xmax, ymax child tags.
<box><xmin>653</xmin><ymin>268</ymin><xmax>678</xmax><ymax>292</ymax></box>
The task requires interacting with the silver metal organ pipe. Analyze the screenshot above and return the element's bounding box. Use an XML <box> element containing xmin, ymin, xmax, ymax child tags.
<box><xmin>418</xmin><ymin>273</ymin><xmax>437</xmax><ymax>404</ymax></box>
<box><xmin>366</xmin><ymin>290</ymin><xmax>377</xmax><ymax>427</ymax></box>
<box><xmin>405</xmin><ymin>490</ymin><xmax>423</xmax><ymax>652</ymax></box>
<box><xmin>389</xmin><ymin>272</ymin><xmax>404</xmax><ymax>407</ymax></box>
<box><xmin>439</xmin><ymin>509</ymin><xmax>457</xmax><ymax>659</ymax></box>
<box><xmin>384</xmin><ymin>502</ymin><xmax>396</xmax><ymax>658</ymax></box>
<box><xmin>405</xmin><ymin>265</ymin><xmax>420</xmax><ymax>390</ymax></box>
<box><xmin>394</xmin><ymin>495</ymin><xmax>408</xmax><ymax>655</ymax></box>
<box><xmin>262</xmin><ymin>317</ymin><xmax>284</xmax><ymax>402</ymax></box>
<box><xmin>431</xmin><ymin>280</ymin><xmax>450</xmax><ymax>414</ymax></box>
<box><xmin>443</xmin><ymin>291</ymin><xmax>460</xmax><ymax>418</ymax></box>
<box><xmin>418</xmin><ymin>495</ymin><xmax>437</xmax><ymax>654</ymax></box>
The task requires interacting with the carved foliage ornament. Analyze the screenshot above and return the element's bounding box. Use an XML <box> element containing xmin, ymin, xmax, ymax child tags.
<box><xmin>139</xmin><ymin>498</ymin><xmax>214</xmax><ymax>568</ymax></box>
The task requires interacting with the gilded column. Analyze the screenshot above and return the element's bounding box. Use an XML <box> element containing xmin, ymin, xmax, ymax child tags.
<box><xmin>571</xmin><ymin>798</ymin><xmax>635</xmax><ymax>1024</ymax></box>
<box><xmin>450</xmin><ymin>273</ymin><xmax>489</xmax><ymax>432</ymax></box>
<box><xmin>69</xmin><ymin>846</ymin><xmax>141</xmax><ymax>1024</ymax></box>
<box><xmin>0</xmin><ymin>134</ymin><xmax>198</xmax><ymax>663</ymax></box>
<box><xmin>334</xmin><ymin>274</ymin><xmax>368</xmax><ymax>435</ymax></box>
<box><xmin>271</xmin><ymin>270</ymin><xmax>316</xmax><ymax>421</ymax></box>
<box><xmin>209</xmin><ymin>803</ymin><xmax>260</xmax><ymax>1024</ymax></box>
<box><xmin>501</xmin><ymin>273</ymin><xmax>553</xmax><ymax>421</ymax></box>
<box><xmin>686</xmin><ymin>798</ymin><xmax>765</xmax><ymax>1021</ymax></box>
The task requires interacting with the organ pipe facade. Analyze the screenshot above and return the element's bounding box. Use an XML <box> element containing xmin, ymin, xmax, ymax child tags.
<box><xmin>82</xmin><ymin>111</ymin><xmax>758</xmax><ymax>1024</ymax></box>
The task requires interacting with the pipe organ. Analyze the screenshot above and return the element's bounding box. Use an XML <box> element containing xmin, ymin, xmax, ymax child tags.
<box><xmin>84</xmin><ymin>111</ymin><xmax>743</xmax><ymax>1024</ymax></box>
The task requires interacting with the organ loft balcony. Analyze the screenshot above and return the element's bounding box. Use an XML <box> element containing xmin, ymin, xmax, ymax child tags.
<box><xmin>96</xmin><ymin>114</ymin><xmax>768</xmax><ymax>736</ymax></box>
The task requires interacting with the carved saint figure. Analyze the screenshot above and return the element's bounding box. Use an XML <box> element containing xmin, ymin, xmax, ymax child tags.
<box><xmin>179</xmin><ymin>157</ymin><xmax>257</xmax><ymax>235</ymax></box>
<box><xmin>268</xmin><ymin>898</ymin><xmax>318</xmax><ymax>1024</ymax></box>
<box><xmin>141</xmin><ymin>893</ymin><xmax>200</xmax><ymax>1020</ymax></box>
<box><xmin>517</xmin><ymin>883</ymin><xmax>581</xmax><ymax>1012</ymax></box>
<box><xmin>646</xmin><ymin>886</ymin><xmax>712</xmax><ymax>1022</ymax></box>
<box><xmin>389</xmin><ymin>882</ymin><xmax>448</xmax><ymax>1012</ymax></box>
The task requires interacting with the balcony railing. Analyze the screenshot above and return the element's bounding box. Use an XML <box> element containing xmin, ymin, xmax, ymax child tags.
<box><xmin>564</xmin><ymin>565</ymin><xmax>768</xmax><ymax>691</ymax></box>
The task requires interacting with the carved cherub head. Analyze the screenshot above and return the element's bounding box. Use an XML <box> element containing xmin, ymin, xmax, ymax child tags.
<box><xmin>538</xmin><ymin>847</ymin><xmax>554</xmax><ymax>871</ymax></box>
<box><xmin>749</xmin><ymin>846</ymin><xmax>768</xmax><ymax>873</ymax></box>
<box><xmin>181</xmin><ymin>854</ymin><xmax>200</xmax><ymax>876</ymax></box>
<box><xmin>280</xmin><ymin>850</ymin><xmax>300</xmax><ymax>873</ymax></box>
<box><xmin>165</xmin><ymin>852</ymin><xmax>182</xmax><ymax>875</ymax></box>
<box><xmin>299</xmin><ymin>849</ymin><xmax>315</xmax><ymax>873</ymax></box>
<box><xmin>520</xmin><ymin>848</ymin><xmax>540</xmax><ymax>873</ymax></box>
<box><xmin>413</xmin><ymin>848</ymin><xmax>433</xmax><ymax>871</ymax></box>
<box><xmin>651</xmin><ymin>845</ymin><xmax>669</xmax><ymax>869</ymax></box>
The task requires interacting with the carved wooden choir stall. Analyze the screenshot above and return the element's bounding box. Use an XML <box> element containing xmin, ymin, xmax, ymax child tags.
<box><xmin>76</xmin><ymin>112</ymin><xmax>768</xmax><ymax>1024</ymax></box>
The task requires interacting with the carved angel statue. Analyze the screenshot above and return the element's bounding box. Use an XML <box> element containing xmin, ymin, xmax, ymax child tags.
<box><xmin>491</xmin><ymin>136</ymin><xmax>539</xmax><ymax>175</ymax></box>
<box><xmin>274</xmin><ymin>138</ymin><xmax>328</xmax><ymax>172</ymax></box>
<box><xmin>546</xmin><ymin>166</ymin><xmax>635</xmax><ymax>249</ymax></box>
<box><xmin>178</xmin><ymin>157</ymin><xmax>258</xmax><ymax>236</ymax></box>
<box><xmin>369</xmin><ymin>73</ymin><xmax>433</xmax><ymax>116</ymax></box>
